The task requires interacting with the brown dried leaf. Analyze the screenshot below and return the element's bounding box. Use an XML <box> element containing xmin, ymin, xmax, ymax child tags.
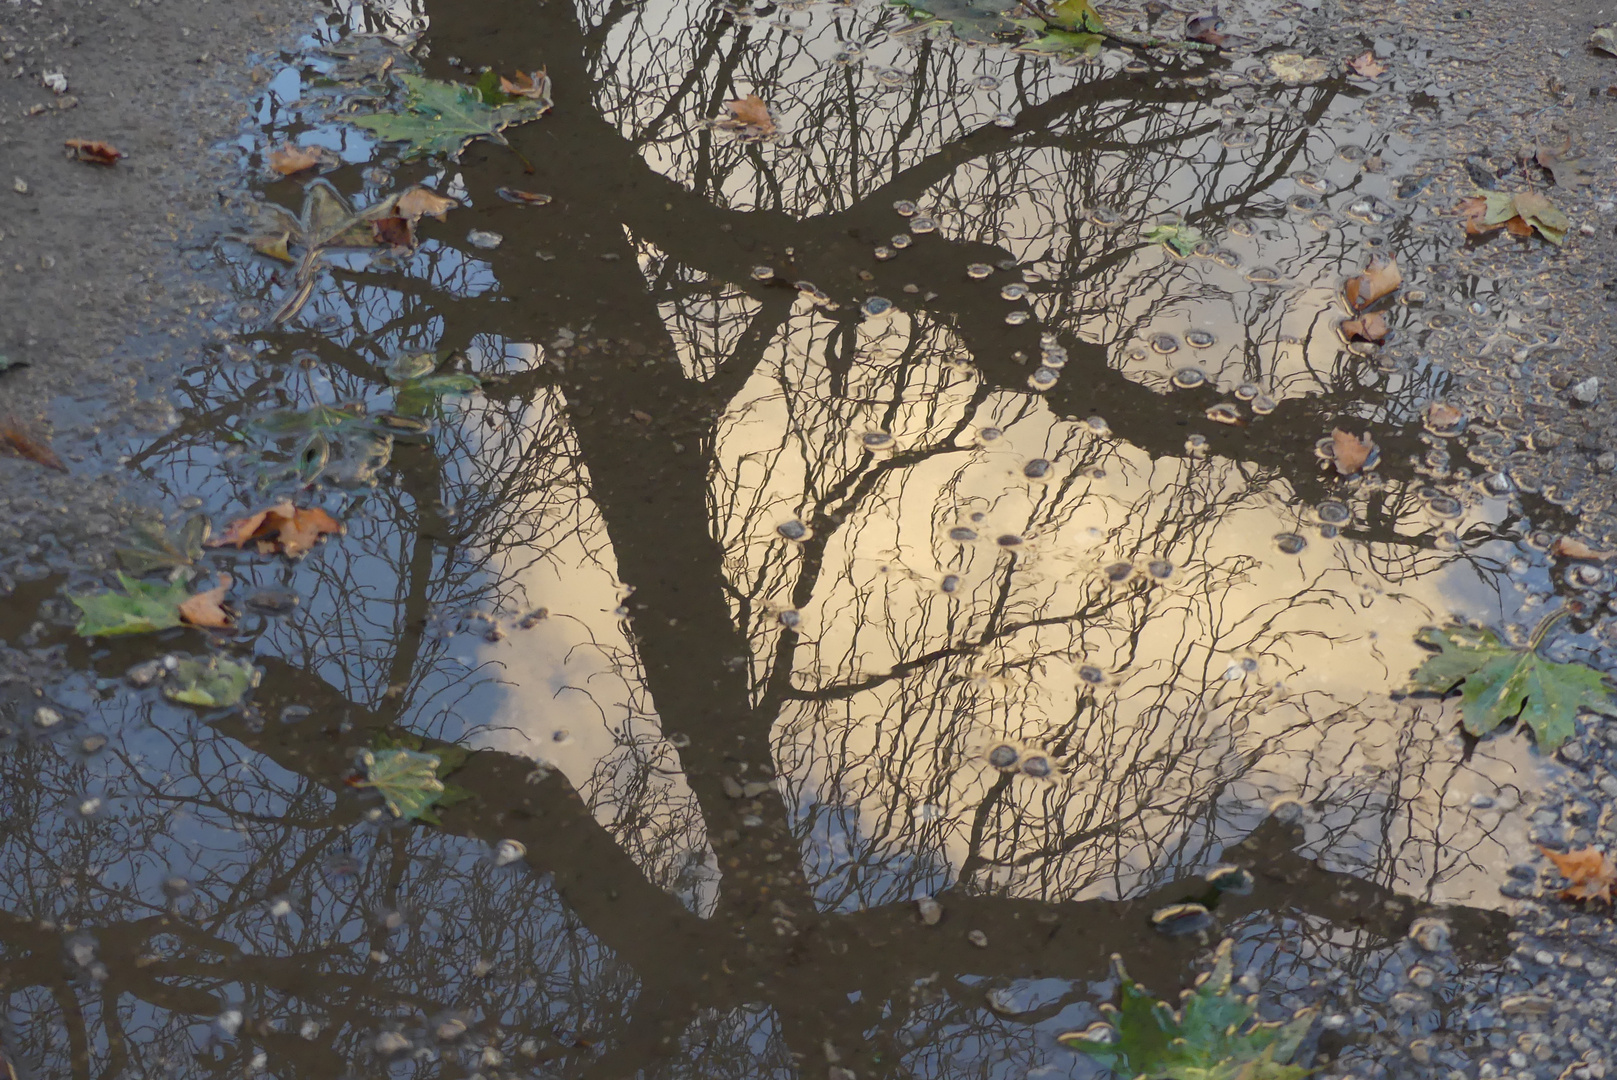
<box><xmin>1541</xmin><ymin>846</ymin><xmax>1617</xmax><ymax>904</ymax></box>
<box><xmin>1340</xmin><ymin>311</ymin><xmax>1388</xmax><ymax>343</ymax></box>
<box><xmin>499</xmin><ymin>70</ymin><xmax>550</xmax><ymax>101</ymax></box>
<box><xmin>178</xmin><ymin>573</ymin><xmax>235</xmax><ymax>629</ymax></box>
<box><xmin>496</xmin><ymin>187</ymin><xmax>552</xmax><ymax>205</ymax></box>
<box><xmin>1331</xmin><ymin>428</ymin><xmax>1375</xmax><ymax>475</ymax></box>
<box><xmin>210</xmin><ymin>502</ymin><xmax>344</xmax><ymax>558</ymax></box>
<box><xmin>1426</xmin><ymin>402</ymin><xmax>1464</xmax><ymax>430</ymax></box>
<box><xmin>248</xmin><ymin>231</ymin><xmax>294</xmax><ymax>262</ymax></box>
<box><xmin>371</xmin><ymin>214</ymin><xmax>413</xmax><ymax>249</ymax></box>
<box><xmin>1537</xmin><ymin>146</ymin><xmax>1598</xmax><ymax>190</ymax></box>
<box><xmin>1551</xmin><ymin>536</ymin><xmax>1616</xmax><ymax>561</ymax></box>
<box><xmin>0</xmin><ymin>424</ymin><xmax>66</xmax><ymax>471</ymax></box>
<box><xmin>1457</xmin><ymin>195</ymin><xmax>1501</xmax><ymax>236</ymax></box>
<box><xmin>1343</xmin><ymin>255</ymin><xmax>1401</xmax><ymax>310</ymax></box>
<box><xmin>1346</xmin><ymin>51</ymin><xmax>1387</xmax><ymax>79</ymax></box>
<box><xmin>395</xmin><ymin>186</ymin><xmax>458</xmax><ymax>223</ymax></box>
<box><xmin>718</xmin><ymin>94</ymin><xmax>776</xmax><ymax>135</ymax></box>
<box><xmin>267</xmin><ymin>142</ymin><xmax>321</xmax><ymax>175</ymax></box>
<box><xmin>64</xmin><ymin>138</ymin><xmax>125</xmax><ymax>165</ymax></box>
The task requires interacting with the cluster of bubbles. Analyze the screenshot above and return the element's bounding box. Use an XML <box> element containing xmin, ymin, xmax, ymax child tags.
<box><xmin>983</xmin><ymin>741</ymin><xmax>1057</xmax><ymax>779</ymax></box>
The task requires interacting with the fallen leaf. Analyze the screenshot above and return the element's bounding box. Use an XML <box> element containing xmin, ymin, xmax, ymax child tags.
<box><xmin>164</xmin><ymin>654</ymin><xmax>258</xmax><ymax>708</ymax></box>
<box><xmin>267</xmin><ymin>142</ymin><xmax>321</xmax><ymax>175</ymax></box>
<box><xmin>1552</xmin><ymin>536</ymin><xmax>1616</xmax><ymax>561</ymax></box>
<box><xmin>1345</xmin><ymin>51</ymin><xmax>1387</xmax><ymax>79</ymax></box>
<box><xmin>356</xmin><ymin>748</ymin><xmax>450</xmax><ymax>823</ymax></box>
<box><xmin>117</xmin><ymin>514</ymin><xmax>210</xmax><ymax>575</ymax></box>
<box><xmin>1339</xmin><ymin>311</ymin><xmax>1388</xmax><ymax>343</ymax></box>
<box><xmin>210</xmin><ymin>501</ymin><xmax>344</xmax><ymax>558</ymax></box>
<box><xmin>496</xmin><ymin>187</ymin><xmax>553</xmax><ymax>205</ymax></box>
<box><xmin>1426</xmin><ymin>402</ymin><xmax>1464</xmax><ymax>432</ymax></box>
<box><xmin>69</xmin><ymin>573</ymin><xmax>192</xmax><ymax>636</ymax></box>
<box><xmin>1512</xmin><ymin>191</ymin><xmax>1570</xmax><ymax>245</ymax></box>
<box><xmin>1330</xmin><ymin>428</ymin><xmax>1376</xmax><ymax>475</ymax></box>
<box><xmin>1343</xmin><ymin>254</ymin><xmax>1401</xmax><ymax>310</ymax></box>
<box><xmin>1142</xmin><ymin>222</ymin><xmax>1203</xmax><ymax>256</ymax></box>
<box><xmin>1267</xmin><ymin>53</ymin><xmax>1329</xmax><ymax>84</ymax></box>
<box><xmin>498</xmin><ymin>69</ymin><xmax>551</xmax><ymax>101</ymax></box>
<box><xmin>716</xmin><ymin>94</ymin><xmax>776</xmax><ymax>137</ymax></box>
<box><xmin>1536</xmin><ymin>146</ymin><xmax>1599</xmax><ymax>190</ymax></box>
<box><xmin>1049</xmin><ymin>0</ymin><xmax>1105</xmax><ymax>32</ymax></box>
<box><xmin>395</xmin><ymin>186</ymin><xmax>458</xmax><ymax>222</ymax></box>
<box><xmin>386</xmin><ymin>353</ymin><xmax>481</xmax><ymax>416</ymax></box>
<box><xmin>63</xmin><ymin>138</ymin><xmax>125</xmax><ymax>165</ymax></box>
<box><xmin>371</xmin><ymin>214</ymin><xmax>413</xmax><ymax>249</ymax></box>
<box><xmin>1410</xmin><ymin>624</ymin><xmax>1617</xmax><ymax>750</ymax></box>
<box><xmin>1184</xmin><ymin>11</ymin><xmax>1228</xmax><ymax>46</ymax></box>
<box><xmin>351</xmin><ymin>73</ymin><xmax>553</xmax><ymax>162</ymax></box>
<box><xmin>1456</xmin><ymin>190</ymin><xmax>1567</xmax><ymax>245</ymax></box>
<box><xmin>1592</xmin><ymin>26</ymin><xmax>1617</xmax><ymax>56</ymax></box>
<box><xmin>177</xmin><ymin>573</ymin><xmax>234</xmax><ymax>629</ymax></box>
<box><xmin>0</xmin><ymin>423</ymin><xmax>66</xmax><ymax>471</ymax></box>
<box><xmin>1541</xmin><ymin>846</ymin><xmax>1617</xmax><ymax>904</ymax></box>
<box><xmin>248</xmin><ymin>231</ymin><xmax>294</xmax><ymax>262</ymax></box>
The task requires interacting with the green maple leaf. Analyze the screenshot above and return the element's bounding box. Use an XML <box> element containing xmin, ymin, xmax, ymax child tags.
<box><xmin>164</xmin><ymin>655</ymin><xmax>258</xmax><ymax>708</ymax></box>
<box><xmin>116</xmin><ymin>514</ymin><xmax>210</xmax><ymax>576</ymax></box>
<box><xmin>358</xmin><ymin>740</ymin><xmax>473</xmax><ymax>824</ymax></box>
<box><xmin>351</xmin><ymin>73</ymin><xmax>553</xmax><ymax>162</ymax></box>
<box><xmin>1143</xmin><ymin>223</ymin><xmax>1204</xmax><ymax>256</ymax></box>
<box><xmin>69</xmin><ymin>572</ymin><xmax>193</xmax><ymax>637</ymax></box>
<box><xmin>1048</xmin><ymin>0</ymin><xmax>1105</xmax><ymax>31</ymax></box>
<box><xmin>1061</xmin><ymin>940</ymin><xmax>1314</xmax><ymax>1080</ymax></box>
<box><xmin>1410</xmin><ymin>625</ymin><xmax>1616</xmax><ymax>751</ymax></box>
<box><xmin>386</xmin><ymin>353</ymin><xmax>481</xmax><ymax>417</ymax></box>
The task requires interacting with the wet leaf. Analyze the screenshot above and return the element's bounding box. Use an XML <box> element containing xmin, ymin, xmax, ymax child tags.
<box><xmin>496</xmin><ymin>187</ymin><xmax>553</xmax><ymax>205</ymax></box>
<box><xmin>116</xmin><ymin>514</ymin><xmax>210</xmax><ymax>575</ymax></box>
<box><xmin>1457</xmin><ymin>190</ymin><xmax>1567</xmax><ymax>244</ymax></box>
<box><xmin>1591</xmin><ymin>26</ymin><xmax>1617</xmax><ymax>55</ymax></box>
<box><xmin>176</xmin><ymin>573</ymin><xmax>234</xmax><ymax>629</ymax></box>
<box><xmin>248</xmin><ymin>232</ymin><xmax>294</xmax><ymax>262</ymax></box>
<box><xmin>1048</xmin><ymin>0</ymin><xmax>1104</xmax><ymax>32</ymax></box>
<box><xmin>210</xmin><ymin>501</ymin><xmax>344</xmax><ymax>558</ymax></box>
<box><xmin>1142</xmin><ymin>222</ymin><xmax>1203</xmax><ymax>256</ymax></box>
<box><xmin>164</xmin><ymin>655</ymin><xmax>258</xmax><ymax>708</ymax></box>
<box><xmin>351</xmin><ymin>73</ymin><xmax>553</xmax><ymax>162</ymax></box>
<box><xmin>1552</xmin><ymin>536</ymin><xmax>1615</xmax><ymax>561</ymax></box>
<box><xmin>372</xmin><ymin>214</ymin><xmax>413</xmax><ymax>249</ymax></box>
<box><xmin>1345</xmin><ymin>51</ymin><xmax>1387</xmax><ymax>79</ymax></box>
<box><xmin>387</xmin><ymin>353</ymin><xmax>481</xmax><ymax>417</ymax></box>
<box><xmin>499</xmin><ymin>69</ymin><xmax>550</xmax><ymax>100</ymax></box>
<box><xmin>0</xmin><ymin>424</ymin><xmax>67</xmax><ymax>472</ymax></box>
<box><xmin>1026</xmin><ymin>28</ymin><xmax>1105</xmax><ymax>53</ymax></box>
<box><xmin>1339</xmin><ymin>311</ymin><xmax>1387</xmax><ymax>343</ymax></box>
<box><xmin>267</xmin><ymin>142</ymin><xmax>321</xmax><ymax>175</ymax></box>
<box><xmin>1059</xmin><ymin>939</ymin><xmax>1314</xmax><ymax>1080</ymax></box>
<box><xmin>357</xmin><ymin>748</ymin><xmax>448</xmax><ymax>822</ymax></box>
<box><xmin>1410</xmin><ymin>625</ymin><xmax>1617</xmax><ymax>750</ymax></box>
<box><xmin>1536</xmin><ymin>146</ymin><xmax>1598</xmax><ymax>190</ymax></box>
<box><xmin>1330</xmin><ymin>428</ymin><xmax>1376</xmax><ymax>475</ymax></box>
<box><xmin>1540</xmin><ymin>846</ymin><xmax>1617</xmax><ymax>904</ymax></box>
<box><xmin>1185</xmin><ymin>11</ymin><xmax>1228</xmax><ymax>46</ymax></box>
<box><xmin>1426</xmin><ymin>402</ymin><xmax>1464</xmax><ymax>431</ymax></box>
<box><xmin>69</xmin><ymin>572</ymin><xmax>192</xmax><ymax>636</ymax></box>
<box><xmin>1343</xmin><ymin>254</ymin><xmax>1402</xmax><ymax>310</ymax></box>
<box><xmin>1512</xmin><ymin>192</ymin><xmax>1569</xmax><ymax>245</ymax></box>
<box><xmin>1267</xmin><ymin>53</ymin><xmax>1329</xmax><ymax>84</ymax></box>
<box><xmin>395</xmin><ymin>186</ymin><xmax>458</xmax><ymax>223</ymax></box>
<box><xmin>715</xmin><ymin>94</ymin><xmax>777</xmax><ymax>137</ymax></box>
<box><xmin>64</xmin><ymin>138</ymin><xmax>125</xmax><ymax>165</ymax></box>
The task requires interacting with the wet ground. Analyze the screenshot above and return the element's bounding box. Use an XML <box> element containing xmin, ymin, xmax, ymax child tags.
<box><xmin>5</xmin><ymin>0</ymin><xmax>1617</xmax><ymax>1076</ymax></box>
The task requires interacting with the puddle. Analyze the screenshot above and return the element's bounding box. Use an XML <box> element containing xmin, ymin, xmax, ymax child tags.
<box><xmin>6</xmin><ymin>0</ymin><xmax>1610</xmax><ymax>1076</ymax></box>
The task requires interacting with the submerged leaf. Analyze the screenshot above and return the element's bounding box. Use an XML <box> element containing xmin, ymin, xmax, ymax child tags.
<box><xmin>1142</xmin><ymin>222</ymin><xmax>1203</xmax><ymax>256</ymax></box>
<box><xmin>1330</xmin><ymin>428</ymin><xmax>1376</xmax><ymax>475</ymax></box>
<box><xmin>387</xmin><ymin>354</ymin><xmax>481</xmax><ymax>417</ymax></box>
<box><xmin>1410</xmin><ymin>625</ymin><xmax>1617</xmax><ymax>750</ymax></box>
<box><xmin>358</xmin><ymin>748</ymin><xmax>449</xmax><ymax>822</ymax></box>
<box><xmin>1048</xmin><ymin>0</ymin><xmax>1104</xmax><ymax>32</ymax></box>
<box><xmin>176</xmin><ymin>574</ymin><xmax>235</xmax><ymax>629</ymax></box>
<box><xmin>1457</xmin><ymin>190</ymin><xmax>1567</xmax><ymax>244</ymax></box>
<box><xmin>164</xmin><ymin>655</ymin><xmax>258</xmax><ymax>708</ymax></box>
<box><xmin>351</xmin><ymin>73</ymin><xmax>553</xmax><ymax>162</ymax></box>
<box><xmin>70</xmin><ymin>572</ymin><xmax>192</xmax><ymax>636</ymax></box>
<box><xmin>210</xmin><ymin>501</ymin><xmax>344</xmax><ymax>558</ymax></box>
<box><xmin>116</xmin><ymin>514</ymin><xmax>210</xmax><ymax>575</ymax></box>
<box><xmin>1343</xmin><ymin>254</ymin><xmax>1402</xmax><ymax>310</ymax></box>
<box><xmin>1541</xmin><ymin>846</ymin><xmax>1617</xmax><ymax>904</ymax></box>
<box><xmin>1059</xmin><ymin>939</ymin><xmax>1314</xmax><ymax>1080</ymax></box>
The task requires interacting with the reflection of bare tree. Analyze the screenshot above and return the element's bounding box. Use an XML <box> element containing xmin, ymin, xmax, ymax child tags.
<box><xmin>0</xmin><ymin>0</ymin><xmax>1538</xmax><ymax>1077</ymax></box>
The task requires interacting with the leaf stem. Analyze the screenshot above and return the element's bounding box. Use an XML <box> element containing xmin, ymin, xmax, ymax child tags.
<box><xmin>1530</xmin><ymin>607</ymin><xmax>1570</xmax><ymax>652</ymax></box>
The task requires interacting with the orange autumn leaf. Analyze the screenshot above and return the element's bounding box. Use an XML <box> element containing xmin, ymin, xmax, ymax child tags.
<box><xmin>717</xmin><ymin>94</ymin><xmax>776</xmax><ymax>136</ymax></box>
<box><xmin>1343</xmin><ymin>254</ymin><xmax>1401</xmax><ymax>311</ymax></box>
<box><xmin>178</xmin><ymin>573</ymin><xmax>234</xmax><ymax>629</ymax></box>
<box><xmin>372</xmin><ymin>214</ymin><xmax>413</xmax><ymax>249</ymax></box>
<box><xmin>1330</xmin><ymin>428</ymin><xmax>1375</xmax><ymax>475</ymax></box>
<box><xmin>1426</xmin><ymin>402</ymin><xmax>1464</xmax><ymax>430</ymax></box>
<box><xmin>64</xmin><ymin>138</ymin><xmax>125</xmax><ymax>165</ymax></box>
<box><xmin>267</xmin><ymin>142</ymin><xmax>322</xmax><ymax>175</ymax></box>
<box><xmin>499</xmin><ymin>69</ymin><xmax>551</xmax><ymax>101</ymax></box>
<box><xmin>1541</xmin><ymin>846</ymin><xmax>1617</xmax><ymax>904</ymax></box>
<box><xmin>1552</xmin><ymin>536</ymin><xmax>1616</xmax><ymax>561</ymax></box>
<box><xmin>395</xmin><ymin>186</ymin><xmax>457</xmax><ymax>223</ymax></box>
<box><xmin>1345</xmin><ymin>51</ymin><xmax>1387</xmax><ymax>79</ymax></box>
<box><xmin>0</xmin><ymin>424</ymin><xmax>66</xmax><ymax>472</ymax></box>
<box><xmin>210</xmin><ymin>502</ymin><xmax>343</xmax><ymax>558</ymax></box>
<box><xmin>1340</xmin><ymin>311</ymin><xmax>1388</xmax><ymax>343</ymax></box>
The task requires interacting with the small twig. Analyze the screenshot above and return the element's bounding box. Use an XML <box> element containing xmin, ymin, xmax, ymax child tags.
<box><xmin>1101</xmin><ymin>26</ymin><xmax>1218</xmax><ymax>50</ymax></box>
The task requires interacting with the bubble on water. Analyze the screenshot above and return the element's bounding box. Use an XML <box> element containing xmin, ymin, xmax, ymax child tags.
<box><xmin>1220</xmin><ymin>127</ymin><xmax>1257</xmax><ymax>148</ymax></box>
<box><xmin>1407</xmin><ymin>964</ymin><xmax>1437</xmax><ymax>989</ymax></box>
<box><xmin>1020</xmin><ymin>752</ymin><xmax>1054</xmax><ymax>778</ymax></box>
<box><xmin>1268</xmin><ymin>796</ymin><xmax>1307</xmax><ymax>824</ymax></box>
<box><xmin>1207</xmin><ymin>865</ymin><xmax>1254</xmax><ymax>894</ymax></box>
<box><xmin>1426</xmin><ymin>494</ymin><xmax>1464</xmax><ymax>518</ymax></box>
<box><xmin>374</xmin><ymin>1032</ymin><xmax>412</xmax><ymax>1055</ymax></box>
<box><xmin>971</xmin><ymin>73</ymin><xmax>1001</xmax><ymax>90</ymax></box>
<box><xmin>1185</xmin><ymin>433</ymin><xmax>1209</xmax><ymax>455</ymax></box>
<box><xmin>493</xmin><ymin>839</ymin><xmax>527</xmax><ymax>866</ymax></box>
<box><xmin>996</xmin><ymin>533</ymin><xmax>1024</xmax><ymax>548</ymax></box>
<box><xmin>1250</xmin><ymin>395</ymin><xmax>1277</xmax><ymax>415</ymax></box>
<box><xmin>1171</xmin><ymin>366</ymin><xmax>1207</xmax><ymax>389</ymax></box>
<box><xmin>1028</xmin><ymin>365</ymin><xmax>1058</xmax><ymax>389</ymax></box>
<box><xmin>891</xmin><ymin>234</ymin><xmax>913</xmax><ymax>249</ymax></box>
<box><xmin>323</xmin><ymin>851</ymin><xmax>361</xmax><ymax>881</ymax></box>
<box><xmin>269</xmin><ymin>896</ymin><xmax>293</xmax><ymax>919</ymax></box>
<box><xmin>1287</xmin><ymin>194</ymin><xmax>1320</xmax><ymax>213</ymax></box>
<box><xmin>1123</xmin><ymin>58</ymin><xmax>1151</xmax><ymax>74</ymax></box>
<box><xmin>778</xmin><ymin>609</ymin><xmax>801</xmax><ymax>628</ymax></box>
<box><xmin>1152</xmin><ymin>903</ymin><xmax>1214</xmax><ymax>936</ymax></box>
<box><xmin>1084</xmin><ymin>206</ymin><xmax>1122</xmax><ymax>228</ymax></box>
<box><xmin>862</xmin><ymin>431</ymin><xmax>894</xmax><ymax>448</ymax></box>
<box><xmin>1063</xmin><ymin>1022</ymin><xmax>1118</xmax><ymax>1046</ymax></box>
<box><xmin>1206</xmin><ymin>404</ymin><xmax>1241</xmax><ymax>425</ymax></box>
<box><xmin>1150</xmin><ymin>333</ymin><xmax>1180</xmax><ymax>355</ymax></box>
<box><xmin>909</xmin><ymin>216</ymin><xmax>937</xmax><ymax>234</ymax></box>
<box><xmin>1336</xmin><ymin>143</ymin><xmax>1367</xmax><ymax>162</ymax></box>
<box><xmin>992</xmin><ymin>111</ymin><xmax>1017</xmax><ymax>128</ymax></box>
<box><xmin>1568</xmin><ymin>563</ymin><xmax>1605</xmax><ymax>589</ymax></box>
<box><xmin>1245</xmin><ymin>266</ymin><xmax>1280</xmax><ymax>284</ymax></box>
<box><xmin>862</xmin><ymin>296</ymin><xmax>893</xmax><ymax>316</ymax></box>
<box><xmin>1005</xmin><ymin>311</ymin><xmax>1031</xmax><ymax>327</ymax></box>
<box><xmin>1211</xmin><ymin>248</ymin><xmax>1242</xmax><ymax>269</ymax></box>
<box><xmin>466</xmin><ymin>229</ymin><xmax>503</xmax><ymax>249</ymax></box>
<box><xmin>1146</xmin><ymin>559</ymin><xmax>1174</xmax><ymax>580</ymax></box>
<box><xmin>1000</xmin><ymin>283</ymin><xmax>1028</xmax><ymax>301</ymax></box>
<box><xmin>1316</xmin><ymin>501</ymin><xmax>1351</xmax><ymax>525</ymax></box>
<box><xmin>1307</xmin><ymin>211</ymin><xmax>1336</xmax><ymax>230</ymax></box>
<box><xmin>1078</xmin><ymin>664</ymin><xmax>1106</xmax><ymax>684</ymax></box>
<box><xmin>1400</xmin><ymin>287</ymin><xmax>1429</xmax><ymax>307</ymax></box>
<box><xmin>967</xmin><ymin>263</ymin><xmax>994</xmax><ymax>279</ymax></box>
<box><xmin>1234</xmin><ymin>383</ymin><xmax>1259</xmax><ymax>401</ymax></box>
<box><xmin>1409</xmin><ymin>917</ymin><xmax>1451</xmax><ymax>952</ymax></box>
<box><xmin>162</xmin><ymin>875</ymin><xmax>192</xmax><ymax>900</ymax></box>
<box><xmin>941</xmin><ymin>573</ymin><xmax>962</xmax><ymax>593</ymax></box>
<box><xmin>1292</xmin><ymin>170</ymin><xmax>1331</xmax><ymax>193</ymax></box>
<box><xmin>216</xmin><ymin>1009</ymin><xmax>244</xmax><ymax>1038</ymax></box>
<box><xmin>874</xmin><ymin>246</ymin><xmax>895</xmax><ymax>260</ymax></box>
<box><xmin>78</xmin><ymin>796</ymin><xmax>102</xmax><ymax>817</ymax></box>
<box><xmin>987</xmin><ymin>743</ymin><xmax>1021</xmax><ymax>769</ymax></box>
<box><xmin>778</xmin><ymin>520</ymin><xmax>808</xmax><ymax>540</ymax></box>
<box><xmin>1103</xmin><ymin>561</ymin><xmax>1135</xmax><ymax>584</ymax></box>
<box><xmin>1275</xmin><ymin>532</ymin><xmax>1307</xmax><ymax>554</ymax></box>
<box><xmin>1024</xmin><ymin>458</ymin><xmax>1052</xmax><ymax>479</ymax></box>
<box><xmin>893</xmin><ymin>200</ymin><xmax>917</xmax><ymax>216</ymax></box>
<box><xmin>949</xmin><ymin>526</ymin><xmax>979</xmax><ymax>542</ymax></box>
<box><xmin>1086</xmin><ymin>416</ymin><xmax>1110</xmax><ymax>434</ymax></box>
<box><xmin>917</xmin><ymin>895</ymin><xmax>943</xmax><ymax>924</ymax></box>
<box><xmin>751</xmin><ymin>265</ymin><xmax>775</xmax><ymax>281</ymax></box>
<box><xmin>1183</xmin><ymin>329</ymin><xmax>1216</xmax><ymax>349</ymax></box>
<box><xmin>978</xmin><ymin>426</ymin><xmax>1003</xmax><ymax>443</ymax></box>
<box><xmin>1345</xmin><ymin>195</ymin><xmax>1397</xmax><ymax>225</ymax></box>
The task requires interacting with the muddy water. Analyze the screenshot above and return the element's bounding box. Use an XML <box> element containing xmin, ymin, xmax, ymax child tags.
<box><xmin>2</xmin><ymin>0</ymin><xmax>1587</xmax><ymax>1076</ymax></box>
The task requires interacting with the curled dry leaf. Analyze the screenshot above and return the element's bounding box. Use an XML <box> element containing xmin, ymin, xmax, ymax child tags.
<box><xmin>1552</xmin><ymin>536</ymin><xmax>1616</xmax><ymax>561</ymax></box>
<box><xmin>499</xmin><ymin>69</ymin><xmax>551</xmax><ymax>101</ymax></box>
<box><xmin>210</xmin><ymin>502</ymin><xmax>344</xmax><ymax>558</ymax></box>
<box><xmin>1457</xmin><ymin>190</ymin><xmax>1568</xmax><ymax>244</ymax></box>
<box><xmin>1541</xmin><ymin>846</ymin><xmax>1616</xmax><ymax>904</ymax></box>
<box><xmin>1339</xmin><ymin>311</ymin><xmax>1388</xmax><ymax>343</ymax></box>
<box><xmin>1330</xmin><ymin>428</ymin><xmax>1376</xmax><ymax>475</ymax></box>
<box><xmin>1343</xmin><ymin>254</ymin><xmax>1402</xmax><ymax>311</ymax></box>
<box><xmin>395</xmin><ymin>186</ymin><xmax>458</xmax><ymax>223</ymax></box>
<box><xmin>0</xmin><ymin>423</ymin><xmax>66</xmax><ymax>472</ymax></box>
<box><xmin>1345</xmin><ymin>51</ymin><xmax>1387</xmax><ymax>79</ymax></box>
<box><xmin>64</xmin><ymin>138</ymin><xmax>125</xmax><ymax>165</ymax></box>
<box><xmin>496</xmin><ymin>187</ymin><xmax>552</xmax><ymax>205</ymax></box>
<box><xmin>1426</xmin><ymin>402</ymin><xmax>1464</xmax><ymax>430</ymax></box>
<box><xmin>716</xmin><ymin>94</ymin><xmax>776</xmax><ymax>137</ymax></box>
<box><xmin>177</xmin><ymin>573</ymin><xmax>235</xmax><ymax>629</ymax></box>
<box><xmin>267</xmin><ymin>142</ymin><xmax>322</xmax><ymax>175</ymax></box>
